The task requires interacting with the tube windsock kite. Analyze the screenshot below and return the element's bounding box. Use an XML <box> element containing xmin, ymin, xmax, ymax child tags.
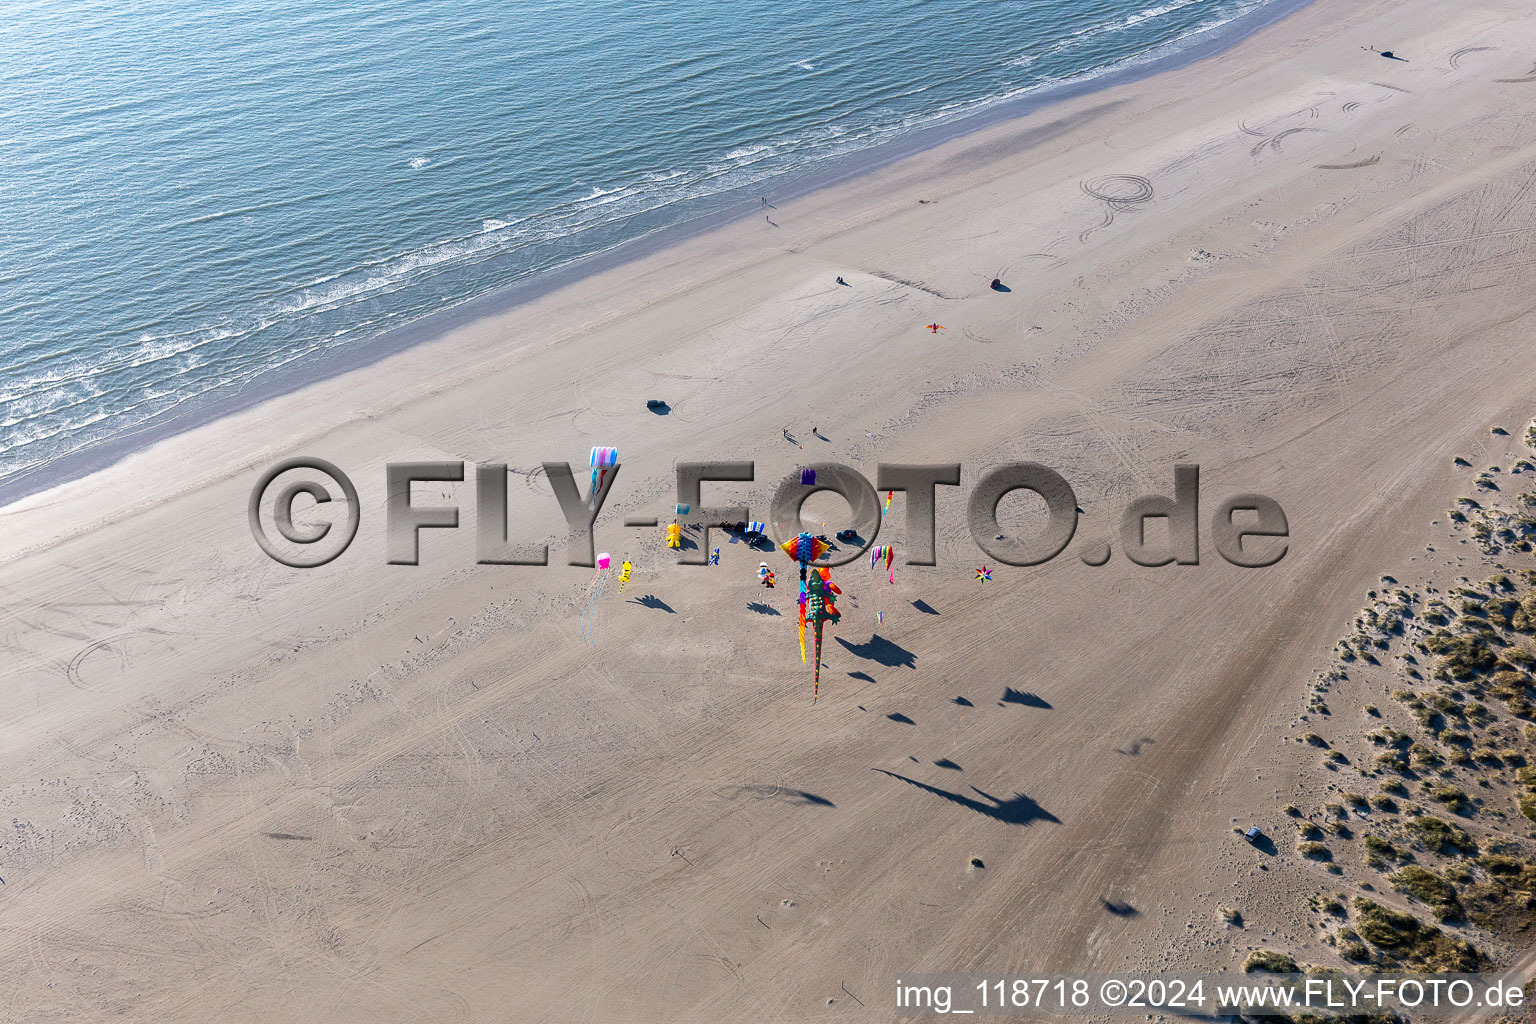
<box><xmin>869</xmin><ymin>544</ymin><xmax>895</xmax><ymax>584</ymax></box>
<box><xmin>580</xmin><ymin>552</ymin><xmax>614</xmax><ymax>644</ymax></box>
<box><xmin>589</xmin><ymin>447</ymin><xmax>618</xmax><ymax>509</ymax></box>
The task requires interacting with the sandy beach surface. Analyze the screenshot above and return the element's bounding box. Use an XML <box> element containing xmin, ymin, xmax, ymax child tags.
<box><xmin>6</xmin><ymin>0</ymin><xmax>1536</xmax><ymax>1018</ymax></box>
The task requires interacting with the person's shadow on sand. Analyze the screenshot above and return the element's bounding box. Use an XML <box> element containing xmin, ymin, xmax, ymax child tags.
<box><xmin>873</xmin><ymin>769</ymin><xmax>1059</xmax><ymax>826</ymax></box>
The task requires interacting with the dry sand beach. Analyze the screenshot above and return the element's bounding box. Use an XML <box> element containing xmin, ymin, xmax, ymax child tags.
<box><xmin>6</xmin><ymin>0</ymin><xmax>1536</xmax><ymax>1018</ymax></box>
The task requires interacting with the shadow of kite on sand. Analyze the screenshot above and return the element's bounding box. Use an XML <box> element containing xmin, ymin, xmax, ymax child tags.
<box><xmin>715</xmin><ymin>784</ymin><xmax>835</xmax><ymax>808</ymax></box>
<box><xmin>873</xmin><ymin>769</ymin><xmax>1059</xmax><ymax>826</ymax></box>
<box><xmin>629</xmin><ymin>594</ymin><xmax>675</xmax><ymax>612</ymax></box>
<box><xmin>836</xmin><ymin>633</ymin><xmax>916</xmax><ymax>668</ymax></box>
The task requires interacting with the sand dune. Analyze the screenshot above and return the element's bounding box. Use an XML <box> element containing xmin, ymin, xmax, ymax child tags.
<box><xmin>5</xmin><ymin>0</ymin><xmax>1536</xmax><ymax>1019</ymax></box>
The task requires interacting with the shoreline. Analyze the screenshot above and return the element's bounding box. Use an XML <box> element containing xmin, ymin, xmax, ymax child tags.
<box><xmin>7</xmin><ymin>0</ymin><xmax>1536</xmax><ymax>1012</ymax></box>
<box><xmin>0</xmin><ymin>0</ymin><xmax>1313</xmax><ymax>510</ymax></box>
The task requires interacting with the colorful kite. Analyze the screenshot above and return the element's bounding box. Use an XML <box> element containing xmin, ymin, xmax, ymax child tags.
<box><xmin>589</xmin><ymin>447</ymin><xmax>618</xmax><ymax>508</ymax></box>
<box><xmin>710</xmin><ymin>547</ymin><xmax>720</xmax><ymax>566</ymax></box>
<box><xmin>976</xmin><ymin>565</ymin><xmax>992</xmax><ymax>582</ymax></box>
<box><xmin>869</xmin><ymin>544</ymin><xmax>895</xmax><ymax>584</ymax></box>
<box><xmin>800</xmin><ymin>467</ymin><xmax>817</xmax><ymax>486</ymax></box>
<box><xmin>882</xmin><ymin>490</ymin><xmax>893</xmax><ymax>516</ymax></box>
<box><xmin>580</xmin><ymin>552</ymin><xmax>613</xmax><ymax>644</ymax></box>
<box><xmin>925</xmin><ymin>323</ymin><xmax>945</xmax><ymax>333</ymax></box>
<box><xmin>781</xmin><ymin>531</ymin><xmax>831</xmax><ymax>664</ymax></box>
<box><xmin>618</xmin><ymin>559</ymin><xmax>633</xmax><ymax>593</ymax></box>
<box><xmin>665</xmin><ymin>522</ymin><xmax>682</xmax><ymax>549</ymax></box>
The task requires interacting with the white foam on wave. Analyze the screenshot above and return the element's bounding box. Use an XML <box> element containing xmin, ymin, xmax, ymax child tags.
<box><xmin>1121</xmin><ymin>0</ymin><xmax>1204</xmax><ymax>29</ymax></box>
<box><xmin>128</xmin><ymin>330</ymin><xmax>217</xmax><ymax>367</ymax></box>
<box><xmin>408</xmin><ymin>156</ymin><xmax>430</xmax><ymax>169</ymax></box>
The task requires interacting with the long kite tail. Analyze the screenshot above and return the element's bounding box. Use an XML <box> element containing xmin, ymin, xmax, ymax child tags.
<box><xmin>579</xmin><ymin>575</ymin><xmax>594</xmax><ymax>644</ymax></box>
<box><xmin>797</xmin><ymin>565</ymin><xmax>809</xmax><ymax>663</ymax></box>
<box><xmin>812</xmin><ymin>622</ymin><xmax>824</xmax><ymax>701</ymax></box>
<box><xmin>580</xmin><ymin>572</ymin><xmax>607</xmax><ymax>645</ymax></box>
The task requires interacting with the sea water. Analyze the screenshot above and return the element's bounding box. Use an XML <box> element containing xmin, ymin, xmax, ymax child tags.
<box><xmin>0</xmin><ymin>0</ymin><xmax>1281</xmax><ymax>495</ymax></box>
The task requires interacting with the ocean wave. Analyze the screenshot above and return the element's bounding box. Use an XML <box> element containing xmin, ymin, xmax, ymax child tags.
<box><xmin>1</xmin><ymin>0</ymin><xmax>1286</xmax><ymax>487</ymax></box>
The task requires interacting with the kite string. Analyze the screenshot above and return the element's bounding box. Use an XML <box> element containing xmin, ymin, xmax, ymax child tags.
<box><xmin>580</xmin><ymin>568</ymin><xmax>609</xmax><ymax>645</ymax></box>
